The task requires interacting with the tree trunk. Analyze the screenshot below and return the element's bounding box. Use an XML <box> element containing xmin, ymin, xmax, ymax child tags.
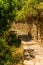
<box><xmin>38</xmin><ymin>24</ymin><xmax>41</xmax><ymax>44</ymax></box>
<box><xmin>31</xmin><ymin>20</ymin><xmax>38</xmax><ymax>42</ymax></box>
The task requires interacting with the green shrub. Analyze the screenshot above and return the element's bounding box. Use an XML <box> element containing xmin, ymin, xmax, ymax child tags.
<box><xmin>6</xmin><ymin>31</ymin><xmax>21</xmax><ymax>47</ymax></box>
<box><xmin>0</xmin><ymin>38</ymin><xmax>13</xmax><ymax>65</ymax></box>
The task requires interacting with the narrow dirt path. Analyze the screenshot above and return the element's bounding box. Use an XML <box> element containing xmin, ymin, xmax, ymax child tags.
<box><xmin>22</xmin><ymin>41</ymin><xmax>43</xmax><ymax>65</ymax></box>
<box><xmin>11</xmin><ymin>28</ymin><xmax>43</xmax><ymax>65</ymax></box>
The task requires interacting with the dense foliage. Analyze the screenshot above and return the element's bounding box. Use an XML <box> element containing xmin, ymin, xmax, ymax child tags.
<box><xmin>0</xmin><ymin>0</ymin><xmax>43</xmax><ymax>29</ymax></box>
<box><xmin>0</xmin><ymin>31</ymin><xmax>21</xmax><ymax>65</ymax></box>
<box><xmin>6</xmin><ymin>31</ymin><xmax>21</xmax><ymax>47</ymax></box>
<box><xmin>15</xmin><ymin>0</ymin><xmax>43</xmax><ymax>22</ymax></box>
<box><xmin>0</xmin><ymin>38</ymin><xmax>13</xmax><ymax>65</ymax></box>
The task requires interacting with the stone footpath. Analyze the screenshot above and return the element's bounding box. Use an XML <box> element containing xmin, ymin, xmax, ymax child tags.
<box><xmin>22</xmin><ymin>41</ymin><xmax>43</xmax><ymax>65</ymax></box>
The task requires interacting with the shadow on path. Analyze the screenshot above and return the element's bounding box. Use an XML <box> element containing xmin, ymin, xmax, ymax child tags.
<box><xmin>18</xmin><ymin>33</ymin><xmax>33</xmax><ymax>42</ymax></box>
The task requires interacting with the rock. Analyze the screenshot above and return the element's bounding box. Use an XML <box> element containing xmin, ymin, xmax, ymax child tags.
<box><xmin>23</xmin><ymin>41</ymin><xmax>43</xmax><ymax>65</ymax></box>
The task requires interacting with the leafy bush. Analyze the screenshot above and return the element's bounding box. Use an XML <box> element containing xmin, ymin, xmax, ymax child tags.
<box><xmin>0</xmin><ymin>38</ymin><xmax>14</xmax><ymax>65</ymax></box>
<box><xmin>0</xmin><ymin>30</ymin><xmax>21</xmax><ymax>65</ymax></box>
<box><xmin>6</xmin><ymin>31</ymin><xmax>21</xmax><ymax>47</ymax></box>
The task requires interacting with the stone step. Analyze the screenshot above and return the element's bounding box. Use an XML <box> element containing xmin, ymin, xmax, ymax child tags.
<box><xmin>22</xmin><ymin>41</ymin><xmax>37</xmax><ymax>45</ymax></box>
